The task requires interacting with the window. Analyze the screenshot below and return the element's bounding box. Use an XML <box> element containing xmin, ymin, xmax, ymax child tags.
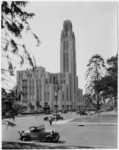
<box><xmin>62</xmin><ymin>92</ymin><xmax>64</xmax><ymax>101</ymax></box>
<box><xmin>22</xmin><ymin>79</ymin><xmax>28</xmax><ymax>95</ymax></box>
<box><xmin>67</xmin><ymin>105</ymin><xmax>69</xmax><ymax>110</ymax></box>
<box><xmin>47</xmin><ymin>92</ymin><xmax>49</xmax><ymax>101</ymax></box>
<box><xmin>66</xmin><ymin>53</ymin><xmax>69</xmax><ymax>71</ymax></box>
<box><xmin>64</xmin><ymin>41</ymin><xmax>68</xmax><ymax>50</ymax></box>
<box><xmin>67</xmin><ymin>86</ymin><xmax>68</xmax><ymax>101</ymax></box>
<box><xmin>66</xmin><ymin>41</ymin><xmax>68</xmax><ymax>49</ymax></box>
<box><xmin>29</xmin><ymin>79</ymin><xmax>34</xmax><ymax>95</ymax></box>
<box><xmin>63</xmin><ymin>54</ymin><xmax>65</xmax><ymax>71</ymax></box>
<box><xmin>45</xmin><ymin>79</ymin><xmax>48</xmax><ymax>84</ymax></box>
<box><xmin>49</xmin><ymin>74</ymin><xmax>53</xmax><ymax>83</ymax></box>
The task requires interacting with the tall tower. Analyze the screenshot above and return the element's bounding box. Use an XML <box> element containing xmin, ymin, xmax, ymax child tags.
<box><xmin>60</xmin><ymin>20</ymin><xmax>77</xmax><ymax>109</ymax></box>
<box><xmin>60</xmin><ymin>20</ymin><xmax>76</xmax><ymax>76</ymax></box>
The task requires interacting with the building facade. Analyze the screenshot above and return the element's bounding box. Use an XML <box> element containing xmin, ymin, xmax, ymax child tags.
<box><xmin>17</xmin><ymin>20</ymin><xmax>85</xmax><ymax>112</ymax></box>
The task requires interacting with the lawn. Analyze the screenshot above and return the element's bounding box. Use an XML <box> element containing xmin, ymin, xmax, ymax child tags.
<box><xmin>71</xmin><ymin>113</ymin><xmax>117</xmax><ymax>123</ymax></box>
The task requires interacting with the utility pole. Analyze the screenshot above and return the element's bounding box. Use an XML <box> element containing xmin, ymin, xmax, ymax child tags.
<box><xmin>55</xmin><ymin>90</ymin><xmax>58</xmax><ymax>120</ymax></box>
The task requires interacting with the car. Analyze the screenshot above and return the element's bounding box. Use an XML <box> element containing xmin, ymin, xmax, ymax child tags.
<box><xmin>43</xmin><ymin>116</ymin><xmax>49</xmax><ymax>121</ymax></box>
<box><xmin>45</xmin><ymin>110</ymin><xmax>51</xmax><ymax>115</ymax></box>
<box><xmin>19</xmin><ymin>125</ymin><xmax>60</xmax><ymax>142</ymax></box>
<box><xmin>89</xmin><ymin>111</ymin><xmax>96</xmax><ymax>115</ymax></box>
<box><xmin>53</xmin><ymin>114</ymin><xmax>64</xmax><ymax>120</ymax></box>
<box><xmin>62</xmin><ymin>110</ymin><xmax>67</xmax><ymax>113</ymax></box>
<box><xmin>76</xmin><ymin>110</ymin><xmax>87</xmax><ymax>116</ymax></box>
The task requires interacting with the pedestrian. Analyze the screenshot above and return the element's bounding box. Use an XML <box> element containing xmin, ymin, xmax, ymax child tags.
<box><xmin>49</xmin><ymin>116</ymin><xmax>53</xmax><ymax>126</ymax></box>
<box><xmin>12</xmin><ymin>115</ymin><xmax>15</xmax><ymax>122</ymax></box>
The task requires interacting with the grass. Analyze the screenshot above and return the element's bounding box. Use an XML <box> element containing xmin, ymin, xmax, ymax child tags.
<box><xmin>71</xmin><ymin>113</ymin><xmax>117</xmax><ymax>123</ymax></box>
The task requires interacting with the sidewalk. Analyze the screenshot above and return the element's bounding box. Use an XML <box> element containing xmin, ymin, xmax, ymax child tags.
<box><xmin>53</xmin><ymin>118</ymin><xmax>117</xmax><ymax>126</ymax></box>
<box><xmin>53</xmin><ymin>111</ymin><xmax>117</xmax><ymax>126</ymax></box>
<box><xmin>78</xmin><ymin>122</ymin><xmax>117</xmax><ymax>126</ymax></box>
<box><xmin>53</xmin><ymin>118</ymin><xmax>74</xmax><ymax>124</ymax></box>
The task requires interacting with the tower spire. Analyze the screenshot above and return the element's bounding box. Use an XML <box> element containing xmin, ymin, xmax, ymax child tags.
<box><xmin>60</xmin><ymin>20</ymin><xmax>76</xmax><ymax>76</ymax></box>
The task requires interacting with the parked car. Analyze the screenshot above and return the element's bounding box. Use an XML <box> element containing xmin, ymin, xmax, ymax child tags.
<box><xmin>43</xmin><ymin>116</ymin><xmax>49</xmax><ymax>121</ymax></box>
<box><xmin>53</xmin><ymin>114</ymin><xmax>64</xmax><ymax>120</ymax></box>
<box><xmin>76</xmin><ymin>110</ymin><xmax>87</xmax><ymax>116</ymax></box>
<box><xmin>89</xmin><ymin>111</ymin><xmax>96</xmax><ymax>115</ymax></box>
<box><xmin>62</xmin><ymin>110</ymin><xmax>67</xmax><ymax>114</ymax></box>
<box><xmin>45</xmin><ymin>110</ymin><xmax>51</xmax><ymax>115</ymax></box>
<box><xmin>19</xmin><ymin>125</ymin><xmax>60</xmax><ymax>142</ymax></box>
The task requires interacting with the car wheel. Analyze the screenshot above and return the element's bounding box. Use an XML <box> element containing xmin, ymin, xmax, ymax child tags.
<box><xmin>21</xmin><ymin>136</ymin><xmax>30</xmax><ymax>141</ymax></box>
<box><xmin>45</xmin><ymin>136</ymin><xmax>52</xmax><ymax>143</ymax></box>
<box><xmin>53</xmin><ymin>134</ymin><xmax>59</xmax><ymax>142</ymax></box>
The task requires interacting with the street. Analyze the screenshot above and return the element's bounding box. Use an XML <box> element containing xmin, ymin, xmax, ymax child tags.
<box><xmin>2</xmin><ymin>112</ymin><xmax>117</xmax><ymax>148</ymax></box>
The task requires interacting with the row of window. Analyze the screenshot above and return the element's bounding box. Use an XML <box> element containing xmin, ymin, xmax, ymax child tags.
<box><xmin>63</xmin><ymin>52</ymin><xmax>69</xmax><ymax>72</ymax></box>
<box><xmin>63</xmin><ymin>41</ymin><xmax>68</xmax><ymax>50</ymax></box>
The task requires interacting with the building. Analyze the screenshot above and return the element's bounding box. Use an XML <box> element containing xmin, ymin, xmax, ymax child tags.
<box><xmin>17</xmin><ymin>20</ymin><xmax>85</xmax><ymax>112</ymax></box>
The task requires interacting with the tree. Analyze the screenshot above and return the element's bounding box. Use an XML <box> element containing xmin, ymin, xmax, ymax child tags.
<box><xmin>1</xmin><ymin>1</ymin><xmax>40</xmax><ymax>87</ymax></box>
<box><xmin>36</xmin><ymin>100</ymin><xmax>42</xmax><ymax>110</ymax></box>
<box><xmin>84</xmin><ymin>93</ymin><xmax>93</xmax><ymax>110</ymax></box>
<box><xmin>43</xmin><ymin>102</ymin><xmax>50</xmax><ymax>113</ymax></box>
<box><xmin>99</xmin><ymin>54</ymin><xmax>118</xmax><ymax>110</ymax></box>
<box><xmin>36</xmin><ymin>100</ymin><xmax>40</xmax><ymax>108</ymax></box>
<box><xmin>85</xmin><ymin>54</ymin><xmax>106</xmax><ymax>112</ymax></box>
<box><xmin>29</xmin><ymin>103</ymin><xmax>34</xmax><ymax>111</ymax></box>
<box><xmin>12</xmin><ymin>102</ymin><xmax>24</xmax><ymax>114</ymax></box>
<box><xmin>2</xmin><ymin>87</ymin><xmax>27</xmax><ymax>118</ymax></box>
<box><xmin>1</xmin><ymin>1</ymin><xmax>40</xmax><ymax>118</ymax></box>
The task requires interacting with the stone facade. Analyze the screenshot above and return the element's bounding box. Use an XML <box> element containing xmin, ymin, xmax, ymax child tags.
<box><xmin>60</xmin><ymin>20</ymin><xmax>77</xmax><ymax>109</ymax></box>
<box><xmin>17</xmin><ymin>20</ymin><xmax>85</xmax><ymax>112</ymax></box>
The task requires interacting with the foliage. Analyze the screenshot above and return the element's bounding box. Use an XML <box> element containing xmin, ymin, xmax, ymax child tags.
<box><xmin>43</xmin><ymin>102</ymin><xmax>50</xmax><ymax>113</ymax></box>
<box><xmin>1</xmin><ymin>1</ymin><xmax>40</xmax><ymax>87</ymax></box>
<box><xmin>1</xmin><ymin>1</ymin><xmax>40</xmax><ymax>118</ymax></box>
<box><xmin>29</xmin><ymin>103</ymin><xmax>34</xmax><ymax>110</ymax></box>
<box><xmin>36</xmin><ymin>100</ymin><xmax>42</xmax><ymax>108</ymax></box>
<box><xmin>107</xmin><ymin>54</ymin><xmax>118</xmax><ymax>77</ymax></box>
<box><xmin>2</xmin><ymin>88</ymin><xmax>25</xmax><ymax>118</ymax></box>
<box><xmin>84</xmin><ymin>93</ymin><xmax>93</xmax><ymax>109</ymax></box>
<box><xmin>13</xmin><ymin>102</ymin><xmax>25</xmax><ymax>113</ymax></box>
<box><xmin>99</xmin><ymin>54</ymin><xmax>118</xmax><ymax>109</ymax></box>
<box><xmin>85</xmin><ymin>54</ymin><xmax>106</xmax><ymax>94</ymax></box>
<box><xmin>85</xmin><ymin>54</ymin><xmax>118</xmax><ymax>111</ymax></box>
<box><xmin>85</xmin><ymin>54</ymin><xmax>106</xmax><ymax>111</ymax></box>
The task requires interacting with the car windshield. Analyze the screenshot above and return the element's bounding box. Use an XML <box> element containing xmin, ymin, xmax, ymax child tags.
<box><xmin>29</xmin><ymin>125</ymin><xmax>45</xmax><ymax>132</ymax></box>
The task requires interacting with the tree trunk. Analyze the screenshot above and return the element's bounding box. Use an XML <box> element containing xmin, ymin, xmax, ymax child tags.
<box><xmin>114</xmin><ymin>95</ymin><xmax>117</xmax><ymax>112</ymax></box>
<box><xmin>97</xmin><ymin>92</ymin><xmax>100</xmax><ymax>124</ymax></box>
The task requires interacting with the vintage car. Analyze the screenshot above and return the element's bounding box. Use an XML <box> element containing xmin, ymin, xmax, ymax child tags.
<box><xmin>53</xmin><ymin>114</ymin><xmax>64</xmax><ymax>120</ymax></box>
<box><xmin>19</xmin><ymin>125</ymin><xmax>60</xmax><ymax>142</ymax></box>
<box><xmin>76</xmin><ymin>110</ymin><xmax>88</xmax><ymax>116</ymax></box>
<box><xmin>61</xmin><ymin>110</ymin><xmax>68</xmax><ymax>114</ymax></box>
<box><xmin>43</xmin><ymin>116</ymin><xmax>49</xmax><ymax>121</ymax></box>
<box><xmin>45</xmin><ymin>110</ymin><xmax>51</xmax><ymax>115</ymax></box>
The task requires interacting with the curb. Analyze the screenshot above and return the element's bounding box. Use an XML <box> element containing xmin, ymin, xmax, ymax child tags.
<box><xmin>78</xmin><ymin>122</ymin><xmax>117</xmax><ymax>126</ymax></box>
<box><xmin>2</xmin><ymin>141</ymin><xmax>94</xmax><ymax>149</ymax></box>
<box><xmin>2</xmin><ymin>141</ymin><xmax>117</xmax><ymax>149</ymax></box>
<box><xmin>53</xmin><ymin>118</ymin><xmax>74</xmax><ymax>124</ymax></box>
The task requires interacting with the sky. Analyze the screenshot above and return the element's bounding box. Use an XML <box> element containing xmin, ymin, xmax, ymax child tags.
<box><xmin>2</xmin><ymin>1</ymin><xmax>118</xmax><ymax>93</ymax></box>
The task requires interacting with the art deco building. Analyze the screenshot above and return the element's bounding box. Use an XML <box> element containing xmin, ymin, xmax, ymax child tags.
<box><xmin>60</xmin><ymin>20</ymin><xmax>77</xmax><ymax>109</ymax></box>
<box><xmin>17</xmin><ymin>20</ymin><xmax>85</xmax><ymax>112</ymax></box>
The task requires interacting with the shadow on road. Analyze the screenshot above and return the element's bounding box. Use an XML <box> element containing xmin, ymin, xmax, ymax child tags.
<box><xmin>2</xmin><ymin>141</ymin><xmax>94</xmax><ymax>149</ymax></box>
<box><xmin>55</xmin><ymin>140</ymin><xmax>66</xmax><ymax>144</ymax></box>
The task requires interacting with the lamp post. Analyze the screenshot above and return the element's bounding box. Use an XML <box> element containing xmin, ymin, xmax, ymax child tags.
<box><xmin>55</xmin><ymin>91</ymin><xmax>58</xmax><ymax>120</ymax></box>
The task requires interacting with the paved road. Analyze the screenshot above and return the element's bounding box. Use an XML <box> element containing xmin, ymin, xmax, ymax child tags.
<box><xmin>2</xmin><ymin>112</ymin><xmax>117</xmax><ymax>148</ymax></box>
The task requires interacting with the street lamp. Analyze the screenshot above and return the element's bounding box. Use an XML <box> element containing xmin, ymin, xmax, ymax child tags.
<box><xmin>55</xmin><ymin>91</ymin><xmax>58</xmax><ymax>120</ymax></box>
